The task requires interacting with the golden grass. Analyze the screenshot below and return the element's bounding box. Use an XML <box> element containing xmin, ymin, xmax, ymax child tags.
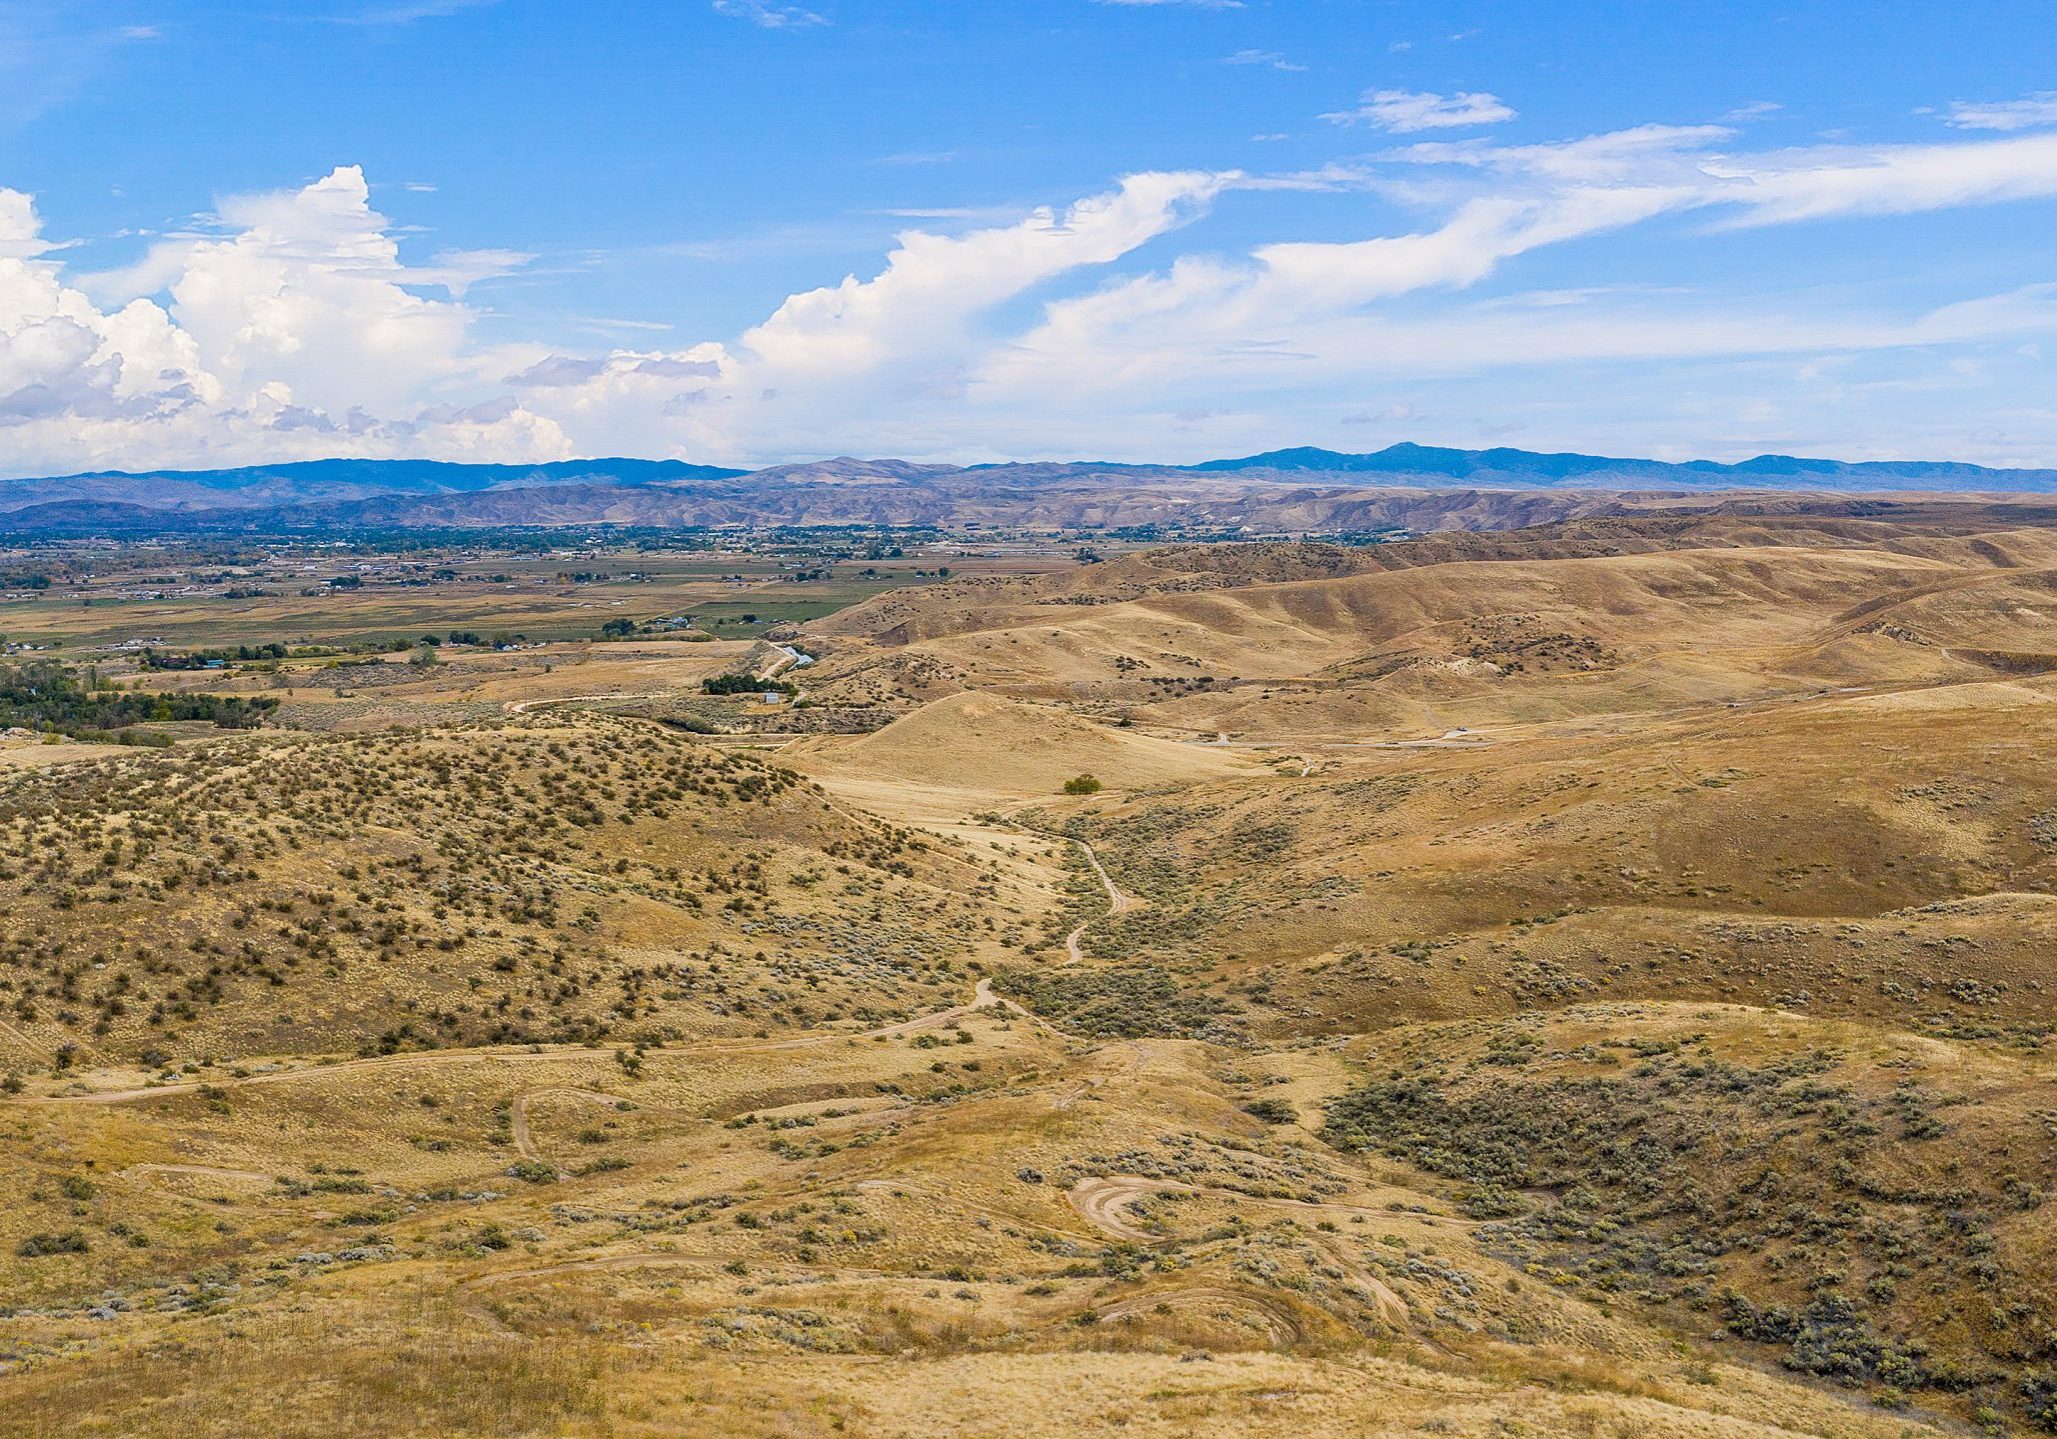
<box><xmin>15</xmin><ymin>517</ymin><xmax>2057</xmax><ymax>1435</ymax></box>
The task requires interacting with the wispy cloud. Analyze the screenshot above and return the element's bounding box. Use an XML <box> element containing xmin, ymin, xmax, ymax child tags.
<box><xmin>0</xmin><ymin>8</ymin><xmax>169</xmax><ymax>131</ymax></box>
<box><xmin>639</xmin><ymin>218</ymin><xmax>893</xmax><ymax>263</ymax></box>
<box><xmin>1094</xmin><ymin>0</ymin><xmax>1245</xmax><ymax>9</ymax></box>
<box><xmin>869</xmin><ymin>205</ymin><xmax>1029</xmax><ymax>223</ymax></box>
<box><xmin>1945</xmin><ymin>92</ymin><xmax>2057</xmax><ymax>132</ymax></box>
<box><xmin>711</xmin><ymin>0</ymin><xmax>828</xmax><ymax>28</ymax></box>
<box><xmin>330</xmin><ymin>0</ymin><xmax>502</xmax><ymax>26</ymax></box>
<box><xmin>572</xmin><ymin>316</ymin><xmax>677</xmax><ymax>335</ymax></box>
<box><xmin>1224</xmin><ymin>49</ymin><xmax>1305</xmax><ymax>72</ymax></box>
<box><xmin>1723</xmin><ymin>100</ymin><xmax>1783</xmax><ymax>123</ymax></box>
<box><xmin>973</xmin><ymin>125</ymin><xmax>2057</xmax><ymax>445</ymax></box>
<box><xmin>1323</xmin><ymin>89</ymin><xmax>1516</xmax><ymax>132</ymax></box>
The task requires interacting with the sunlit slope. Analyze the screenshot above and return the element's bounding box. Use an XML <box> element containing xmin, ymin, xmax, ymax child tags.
<box><xmin>808</xmin><ymin>521</ymin><xmax>2057</xmax><ymax>740</ymax></box>
<box><xmin>0</xmin><ymin>714</ymin><xmax>1025</xmax><ymax>1071</ymax></box>
<box><xmin>17</xmin><ymin>519</ymin><xmax>2057</xmax><ymax>1439</ymax></box>
<box><xmin>1009</xmin><ymin>667</ymin><xmax>2057</xmax><ymax>1041</ymax></box>
<box><xmin>0</xmin><ymin>980</ymin><xmax>1966</xmax><ymax>1439</ymax></box>
<box><xmin>792</xmin><ymin>691</ymin><xmax>1260</xmax><ymax>798</ymax></box>
<box><xmin>1324</xmin><ymin>1001</ymin><xmax>2057</xmax><ymax>1424</ymax></box>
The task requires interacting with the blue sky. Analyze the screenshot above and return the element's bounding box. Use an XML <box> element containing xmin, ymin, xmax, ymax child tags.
<box><xmin>3</xmin><ymin>0</ymin><xmax>2057</xmax><ymax>472</ymax></box>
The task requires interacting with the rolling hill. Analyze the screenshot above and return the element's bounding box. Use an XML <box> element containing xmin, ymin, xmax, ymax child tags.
<box><xmin>18</xmin><ymin>508</ymin><xmax>2057</xmax><ymax>1436</ymax></box>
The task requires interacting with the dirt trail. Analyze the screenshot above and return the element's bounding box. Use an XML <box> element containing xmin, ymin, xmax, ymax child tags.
<box><xmin>0</xmin><ymin>1014</ymin><xmax>47</xmax><ymax>1060</ymax></box>
<box><xmin>1315</xmin><ymin>1240</ymin><xmax>1412</xmax><ymax>1327</ymax></box>
<box><xmin>1068</xmin><ymin>1174</ymin><xmax>1413</xmax><ymax>1325</ymax></box>
<box><xmin>1070</xmin><ymin>1173</ymin><xmax>1461</xmax><ymax>1234</ymax></box>
<box><xmin>1064</xmin><ymin>838</ymin><xmax>1135</xmax><ymax>962</ymax></box>
<box><xmin>1192</xmin><ymin>730</ymin><xmax>1489</xmax><ymax>752</ymax></box>
<box><xmin>511</xmin><ymin>1088</ymin><xmax>623</xmax><ymax>1176</ymax></box>
<box><xmin>123</xmin><ymin>1162</ymin><xmax>268</xmax><ymax>1185</ymax></box>
<box><xmin>0</xmin><ymin>1009</ymin><xmax>107</xmax><ymax>1066</ymax></box>
<box><xmin>1067</xmin><ymin>1175</ymin><xmax>1168</xmax><ymax>1242</ymax></box>
<box><xmin>505</xmin><ymin>692</ymin><xmax>669</xmax><ymax>715</ymax></box>
<box><xmin>469</xmin><ymin>1252</ymin><xmax>724</xmax><ymax>1286</ymax></box>
<box><xmin>851</xmin><ymin>1176</ymin><xmax>1093</xmax><ymax>1241</ymax></box>
<box><xmin>22</xmin><ymin>979</ymin><xmax>1012</xmax><ymax>1107</ymax></box>
<box><xmin>472</xmin><ymin>1251</ymin><xmax>914</xmax><ymax>1289</ymax></box>
<box><xmin>1094</xmin><ymin>1285</ymin><xmax>1306</xmax><ymax>1344</ymax></box>
<box><xmin>752</xmin><ymin>976</ymin><xmax>1006</xmax><ymax>1047</ymax></box>
<box><xmin>1052</xmin><ymin>1078</ymin><xmax>1100</xmax><ymax>1111</ymax></box>
<box><xmin>119</xmin><ymin>1161</ymin><xmax>273</xmax><ymax>1213</ymax></box>
<box><xmin>478</xmin><ymin>1172</ymin><xmax>1087</xmax><ymax>1291</ymax></box>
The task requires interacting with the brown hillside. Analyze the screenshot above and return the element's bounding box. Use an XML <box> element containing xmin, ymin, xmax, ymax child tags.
<box><xmin>800</xmin><ymin>691</ymin><xmax>1258</xmax><ymax>796</ymax></box>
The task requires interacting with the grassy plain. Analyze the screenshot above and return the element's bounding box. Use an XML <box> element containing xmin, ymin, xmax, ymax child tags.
<box><xmin>0</xmin><ymin>538</ymin><xmax>1062</xmax><ymax>655</ymax></box>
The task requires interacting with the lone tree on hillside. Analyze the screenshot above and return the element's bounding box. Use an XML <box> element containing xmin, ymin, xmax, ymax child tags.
<box><xmin>1062</xmin><ymin>774</ymin><xmax>1102</xmax><ymax>796</ymax></box>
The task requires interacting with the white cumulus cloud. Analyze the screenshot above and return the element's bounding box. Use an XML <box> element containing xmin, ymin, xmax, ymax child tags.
<box><xmin>10</xmin><ymin>110</ymin><xmax>2057</xmax><ymax>473</ymax></box>
<box><xmin>0</xmin><ymin>167</ymin><xmax>567</xmax><ymax>474</ymax></box>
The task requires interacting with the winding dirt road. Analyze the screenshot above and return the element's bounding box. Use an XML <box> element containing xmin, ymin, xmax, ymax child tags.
<box><xmin>1067</xmin><ymin>1175</ymin><xmax>1172</xmax><ymax>1242</ymax></box>
<box><xmin>1064</xmin><ymin>838</ymin><xmax>1135</xmax><ymax>962</ymax></box>
<box><xmin>1190</xmin><ymin>729</ymin><xmax>1490</xmax><ymax>752</ymax></box>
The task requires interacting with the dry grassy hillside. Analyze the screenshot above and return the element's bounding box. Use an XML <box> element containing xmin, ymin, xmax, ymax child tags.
<box><xmin>18</xmin><ymin>515</ymin><xmax>2057</xmax><ymax>1436</ymax></box>
<box><xmin>787</xmin><ymin>515</ymin><xmax>2057</xmax><ymax>1432</ymax></box>
<box><xmin>805</xmin><ymin>513</ymin><xmax>2057</xmax><ymax>743</ymax></box>
<box><xmin>999</xmin><ymin>677</ymin><xmax>2057</xmax><ymax>1042</ymax></box>
<box><xmin>0</xmin><ymin>975</ymin><xmax>1972</xmax><ymax>1439</ymax></box>
<box><xmin>796</xmin><ymin>692</ymin><xmax>1260</xmax><ymax>797</ymax></box>
<box><xmin>1325</xmin><ymin>1002</ymin><xmax>2057</xmax><ymax>1424</ymax></box>
<box><xmin>0</xmin><ymin>715</ymin><xmax>1018</xmax><ymax>1074</ymax></box>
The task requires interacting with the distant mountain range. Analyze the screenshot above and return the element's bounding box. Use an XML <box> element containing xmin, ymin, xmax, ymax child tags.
<box><xmin>4</xmin><ymin>444</ymin><xmax>2054</xmax><ymax>535</ymax></box>
<box><xmin>1196</xmin><ymin>444</ymin><xmax>2057</xmax><ymax>489</ymax></box>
